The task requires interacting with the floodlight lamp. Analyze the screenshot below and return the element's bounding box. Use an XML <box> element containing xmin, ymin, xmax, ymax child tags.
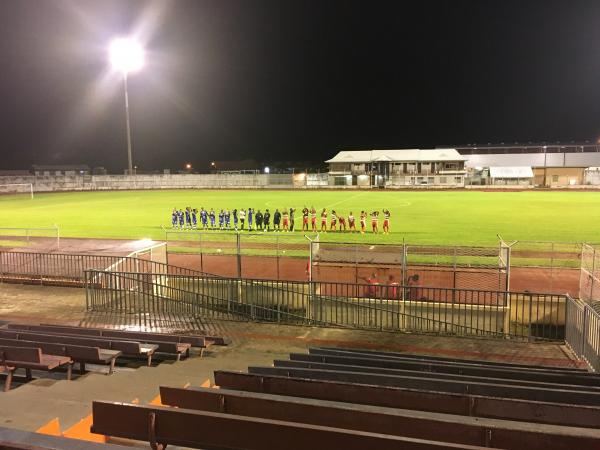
<box><xmin>109</xmin><ymin>38</ymin><xmax>144</xmax><ymax>73</ymax></box>
<box><xmin>264</xmin><ymin>167</ymin><xmax>270</xmax><ymax>174</ymax></box>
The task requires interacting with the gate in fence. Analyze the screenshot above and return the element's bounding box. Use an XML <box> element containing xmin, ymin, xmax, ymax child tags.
<box><xmin>580</xmin><ymin>244</ymin><xmax>600</xmax><ymax>304</ymax></box>
<box><xmin>310</xmin><ymin>241</ymin><xmax>510</xmax><ymax>292</ymax></box>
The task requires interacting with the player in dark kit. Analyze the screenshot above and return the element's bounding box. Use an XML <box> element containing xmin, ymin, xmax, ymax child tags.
<box><xmin>233</xmin><ymin>209</ymin><xmax>238</xmax><ymax>230</ymax></box>
<box><xmin>263</xmin><ymin>209</ymin><xmax>271</xmax><ymax>231</ymax></box>
<box><xmin>178</xmin><ymin>209</ymin><xmax>185</xmax><ymax>228</ymax></box>
<box><xmin>224</xmin><ymin>210</ymin><xmax>231</xmax><ymax>229</ymax></box>
<box><xmin>255</xmin><ymin>210</ymin><xmax>263</xmax><ymax>230</ymax></box>
<box><xmin>302</xmin><ymin>207</ymin><xmax>309</xmax><ymax>231</ymax></box>
<box><xmin>171</xmin><ymin>208</ymin><xmax>178</xmax><ymax>228</ymax></box>
<box><xmin>218</xmin><ymin>210</ymin><xmax>224</xmax><ymax>230</ymax></box>
<box><xmin>273</xmin><ymin>209</ymin><xmax>281</xmax><ymax>231</ymax></box>
<box><xmin>289</xmin><ymin>207</ymin><xmax>295</xmax><ymax>231</ymax></box>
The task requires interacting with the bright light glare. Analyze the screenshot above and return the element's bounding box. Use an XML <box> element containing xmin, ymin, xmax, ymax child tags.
<box><xmin>109</xmin><ymin>38</ymin><xmax>144</xmax><ymax>73</ymax></box>
<box><xmin>264</xmin><ymin>167</ymin><xmax>270</xmax><ymax>174</ymax></box>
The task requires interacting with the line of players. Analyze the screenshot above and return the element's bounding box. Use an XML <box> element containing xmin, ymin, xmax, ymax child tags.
<box><xmin>171</xmin><ymin>207</ymin><xmax>392</xmax><ymax>234</ymax></box>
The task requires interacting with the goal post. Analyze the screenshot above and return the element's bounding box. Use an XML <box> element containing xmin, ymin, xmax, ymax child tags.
<box><xmin>0</xmin><ymin>183</ymin><xmax>34</xmax><ymax>199</ymax></box>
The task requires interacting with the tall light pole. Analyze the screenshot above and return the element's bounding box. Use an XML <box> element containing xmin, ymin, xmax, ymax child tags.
<box><xmin>109</xmin><ymin>38</ymin><xmax>144</xmax><ymax>175</ymax></box>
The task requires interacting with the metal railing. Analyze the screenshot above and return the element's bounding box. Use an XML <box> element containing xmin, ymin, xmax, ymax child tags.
<box><xmin>84</xmin><ymin>269</ymin><xmax>566</xmax><ymax>341</ymax></box>
<box><xmin>0</xmin><ymin>250</ymin><xmax>217</xmax><ymax>285</ymax></box>
<box><xmin>565</xmin><ymin>296</ymin><xmax>600</xmax><ymax>371</ymax></box>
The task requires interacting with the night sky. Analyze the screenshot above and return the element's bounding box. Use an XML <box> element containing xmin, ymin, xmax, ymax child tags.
<box><xmin>1</xmin><ymin>0</ymin><xmax>600</xmax><ymax>172</ymax></box>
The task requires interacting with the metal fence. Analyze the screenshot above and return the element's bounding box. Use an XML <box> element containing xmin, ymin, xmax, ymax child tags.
<box><xmin>580</xmin><ymin>244</ymin><xmax>600</xmax><ymax>304</ymax></box>
<box><xmin>310</xmin><ymin>241</ymin><xmax>509</xmax><ymax>292</ymax></box>
<box><xmin>165</xmin><ymin>230</ymin><xmax>312</xmax><ymax>280</ymax></box>
<box><xmin>0</xmin><ymin>250</ymin><xmax>214</xmax><ymax>285</ymax></box>
<box><xmin>565</xmin><ymin>296</ymin><xmax>600</xmax><ymax>371</ymax></box>
<box><xmin>85</xmin><ymin>269</ymin><xmax>565</xmax><ymax>341</ymax></box>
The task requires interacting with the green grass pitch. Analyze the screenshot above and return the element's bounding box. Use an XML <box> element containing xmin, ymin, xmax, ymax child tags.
<box><xmin>0</xmin><ymin>189</ymin><xmax>598</xmax><ymax>245</ymax></box>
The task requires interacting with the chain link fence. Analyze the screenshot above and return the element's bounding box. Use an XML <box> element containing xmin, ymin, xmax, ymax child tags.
<box><xmin>310</xmin><ymin>241</ymin><xmax>508</xmax><ymax>292</ymax></box>
<box><xmin>580</xmin><ymin>244</ymin><xmax>600</xmax><ymax>304</ymax></box>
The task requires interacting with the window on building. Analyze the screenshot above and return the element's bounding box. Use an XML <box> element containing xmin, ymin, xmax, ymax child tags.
<box><xmin>455</xmin><ymin>176</ymin><xmax>462</xmax><ymax>183</ymax></box>
<box><xmin>428</xmin><ymin>177</ymin><xmax>434</xmax><ymax>184</ymax></box>
<box><xmin>552</xmin><ymin>175</ymin><xmax>559</xmax><ymax>183</ymax></box>
<box><xmin>439</xmin><ymin>177</ymin><xmax>447</xmax><ymax>184</ymax></box>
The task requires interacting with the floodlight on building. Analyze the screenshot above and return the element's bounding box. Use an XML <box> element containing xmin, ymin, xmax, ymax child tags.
<box><xmin>185</xmin><ymin>163</ymin><xmax>192</xmax><ymax>170</ymax></box>
<box><xmin>264</xmin><ymin>167</ymin><xmax>270</xmax><ymax>174</ymax></box>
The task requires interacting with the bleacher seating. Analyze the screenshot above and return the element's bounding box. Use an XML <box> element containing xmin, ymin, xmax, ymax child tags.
<box><xmin>88</xmin><ymin>347</ymin><xmax>600</xmax><ymax>449</ymax></box>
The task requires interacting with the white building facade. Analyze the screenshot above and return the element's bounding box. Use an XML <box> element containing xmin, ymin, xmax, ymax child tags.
<box><xmin>326</xmin><ymin>149</ymin><xmax>466</xmax><ymax>187</ymax></box>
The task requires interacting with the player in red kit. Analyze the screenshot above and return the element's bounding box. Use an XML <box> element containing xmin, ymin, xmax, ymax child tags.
<box><xmin>382</xmin><ymin>209</ymin><xmax>391</xmax><ymax>234</ymax></box>
<box><xmin>302</xmin><ymin>207</ymin><xmax>309</xmax><ymax>231</ymax></box>
<box><xmin>370</xmin><ymin>210</ymin><xmax>379</xmax><ymax>233</ymax></box>
<box><xmin>359</xmin><ymin>211</ymin><xmax>367</xmax><ymax>234</ymax></box>
<box><xmin>310</xmin><ymin>207</ymin><xmax>317</xmax><ymax>232</ymax></box>
<box><xmin>348</xmin><ymin>212</ymin><xmax>356</xmax><ymax>232</ymax></box>
<box><xmin>320</xmin><ymin>208</ymin><xmax>328</xmax><ymax>232</ymax></box>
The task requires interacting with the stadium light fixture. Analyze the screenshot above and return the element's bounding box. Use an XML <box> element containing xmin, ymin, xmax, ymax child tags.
<box><xmin>109</xmin><ymin>38</ymin><xmax>144</xmax><ymax>73</ymax></box>
<box><xmin>185</xmin><ymin>163</ymin><xmax>192</xmax><ymax>170</ymax></box>
<box><xmin>109</xmin><ymin>37</ymin><xmax>145</xmax><ymax>176</ymax></box>
<box><xmin>264</xmin><ymin>167</ymin><xmax>270</xmax><ymax>174</ymax></box>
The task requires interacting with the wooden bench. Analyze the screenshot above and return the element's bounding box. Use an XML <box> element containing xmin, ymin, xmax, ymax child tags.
<box><xmin>91</xmin><ymin>401</ymin><xmax>453</xmax><ymax>450</ymax></box>
<box><xmin>0</xmin><ymin>330</ymin><xmax>157</xmax><ymax>367</ymax></box>
<box><xmin>6</xmin><ymin>325</ymin><xmax>194</xmax><ymax>360</ymax></box>
<box><xmin>13</xmin><ymin>323</ymin><xmax>231</xmax><ymax>346</ymax></box>
<box><xmin>157</xmin><ymin>386</ymin><xmax>600</xmax><ymax>450</ymax></box>
<box><xmin>0</xmin><ymin>338</ymin><xmax>121</xmax><ymax>375</ymax></box>
<box><xmin>0</xmin><ymin>346</ymin><xmax>72</xmax><ymax>388</ymax></box>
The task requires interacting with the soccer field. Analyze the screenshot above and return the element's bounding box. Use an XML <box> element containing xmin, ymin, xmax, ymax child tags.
<box><xmin>0</xmin><ymin>189</ymin><xmax>598</xmax><ymax>245</ymax></box>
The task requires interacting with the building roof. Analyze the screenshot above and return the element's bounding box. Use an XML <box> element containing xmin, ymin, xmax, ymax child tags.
<box><xmin>489</xmin><ymin>166</ymin><xmax>533</xmax><ymax>178</ymax></box>
<box><xmin>326</xmin><ymin>149</ymin><xmax>465</xmax><ymax>163</ymax></box>
<box><xmin>464</xmin><ymin>152</ymin><xmax>600</xmax><ymax>168</ymax></box>
<box><xmin>32</xmin><ymin>164</ymin><xmax>90</xmax><ymax>171</ymax></box>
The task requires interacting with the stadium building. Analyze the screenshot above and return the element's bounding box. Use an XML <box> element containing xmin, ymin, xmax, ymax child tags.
<box><xmin>326</xmin><ymin>149</ymin><xmax>467</xmax><ymax>187</ymax></box>
<box><xmin>455</xmin><ymin>143</ymin><xmax>600</xmax><ymax>186</ymax></box>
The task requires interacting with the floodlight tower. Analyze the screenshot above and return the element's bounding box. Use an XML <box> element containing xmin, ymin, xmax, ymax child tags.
<box><xmin>109</xmin><ymin>38</ymin><xmax>144</xmax><ymax>175</ymax></box>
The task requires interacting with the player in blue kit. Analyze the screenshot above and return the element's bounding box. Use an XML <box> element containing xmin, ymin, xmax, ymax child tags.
<box><xmin>233</xmin><ymin>209</ymin><xmax>238</xmax><ymax>230</ymax></box>
<box><xmin>185</xmin><ymin>207</ymin><xmax>192</xmax><ymax>229</ymax></box>
<box><xmin>209</xmin><ymin>209</ymin><xmax>216</xmax><ymax>229</ymax></box>
<box><xmin>178</xmin><ymin>209</ymin><xmax>184</xmax><ymax>228</ymax></box>
<box><xmin>200</xmin><ymin>208</ymin><xmax>208</xmax><ymax>229</ymax></box>
<box><xmin>191</xmin><ymin>209</ymin><xmax>198</xmax><ymax>229</ymax></box>
<box><xmin>247</xmin><ymin>208</ymin><xmax>253</xmax><ymax>230</ymax></box>
<box><xmin>218</xmin><ymin>210</ymin><xmax>224</xmax><ymax>229</ymax></box>
<box><xmin>171</xmin><ymin>208</ymin><xmax>178</xmax><ymax>228</ymax></box>
<box><xmin>224</xmin><ymin>210</ymin><xmax>231</xmax><ymax>229</ymax></box>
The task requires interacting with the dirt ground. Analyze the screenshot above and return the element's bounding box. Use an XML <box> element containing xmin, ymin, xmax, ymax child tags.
<box><xmin>167</xmin><ymin>252</ymin><xmax>581</xmax><ymax>296</ymax></box>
